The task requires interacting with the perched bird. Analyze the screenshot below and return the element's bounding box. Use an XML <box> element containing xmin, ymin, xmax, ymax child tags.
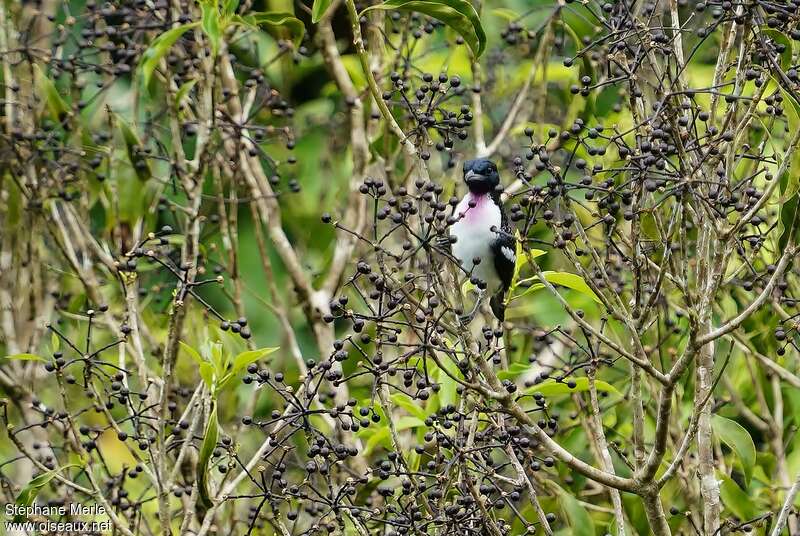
<box><xmin>448</xmin><ymin>158</ymin><xmax>515</xmax><ymax>321</ymax></box>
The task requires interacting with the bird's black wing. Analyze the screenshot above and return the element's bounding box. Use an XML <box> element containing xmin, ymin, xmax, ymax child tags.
<box><xmin>489</xmin><ymin>194</ymin><xmax>515</xmax><ymax>321</ymax></box>
<box><xmin>491</xmin><ymin>192</ymin><xmax>516</xmax><ymax>292</ymax></box>
<box><xmin>489</xmin><ymin>230</ymin><xmax>515</xmax><ymax>322</ymax></box>
<box><xmin>490</xmin><ymin>227</ymin><xmax>516</xmax><ymax>293</ymax></box>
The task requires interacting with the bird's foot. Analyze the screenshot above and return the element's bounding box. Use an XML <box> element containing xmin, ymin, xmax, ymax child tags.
<box><xmin>458</xmin><ymin>311</ymin><xmax>477</xmax><ymax>325</ymax></box>
<box><xmin>458</xmin><ymin>291</ymin><xmax>485</xmax><ymax>324</ymax></box>
<box><xmin>434</xmin><ymin>234</ymin><xmax>454</xmax><ymax>254</ymax></box>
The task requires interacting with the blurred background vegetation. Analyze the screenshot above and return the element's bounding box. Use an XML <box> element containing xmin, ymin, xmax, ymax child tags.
<box><xmin>2</xmin><ymin>0</ymin><xmax>800</xmax><ymax>534</ymax></box>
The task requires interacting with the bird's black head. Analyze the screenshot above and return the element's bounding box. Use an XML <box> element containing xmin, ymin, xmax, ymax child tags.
<box><xmin>463</xmin><ymin>158</ymin><xmax>500</xmax><ymax>194</ymax></box>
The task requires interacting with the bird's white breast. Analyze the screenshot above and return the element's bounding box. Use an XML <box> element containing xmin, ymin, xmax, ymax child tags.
<box><xmin>450</xmin><ymin>193</ymin><xmax>501</xmax><ymax>289</ymax></box>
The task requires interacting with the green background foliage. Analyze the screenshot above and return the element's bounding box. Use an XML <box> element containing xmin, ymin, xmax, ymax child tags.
<box><xmin>1</xmin><ymin>0</ymin><xmax>800</xmax><ymax>534</ymax></box>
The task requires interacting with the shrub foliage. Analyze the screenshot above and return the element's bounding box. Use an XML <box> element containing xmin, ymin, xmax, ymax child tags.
<box><xmin>1</xmin><ymin>0</ymin><xmax>800</xmax><ymax>535</ymax></box>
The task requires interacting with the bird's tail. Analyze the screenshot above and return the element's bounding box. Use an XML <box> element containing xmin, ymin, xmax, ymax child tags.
<box><xmin>489</xmin><ymin>291</ymin><xmax>506</xmax><ymax>322</ymax></box>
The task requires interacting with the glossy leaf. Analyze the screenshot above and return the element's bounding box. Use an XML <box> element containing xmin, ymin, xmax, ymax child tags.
<box><xmin>199</xmin><ymin>362</ymin><xmax>215</xmax><ymax>392</ymax></box>
<box><xmin>390</xmin><ymin>393</ymin><xmax>428</xmax><ymax>421</ymax></box>
<box><xmin>781</xmin><ymin>92</ymin><xmax>800</xmax><ymax>202</ymax></box>
<box><xmin>201</xmin><ymin>1</ymin><xmax>223</xmax><ymax>56</ymax></box>
<box><xmin>14</xmin><ymin>463</ymin><xmax>83</xmax><ymax>522</ymax></box>
<box><xmin>175</xmin><ymin>79</ymin><xmax>198</xmax><ymax>109</ymax></box>
<box><xmin>762</xmin><ymin>29</ymin><xmax>793</xmax><ymax>71</ymax></box>
<box><xmin>712</xmin><ymin>415</ymin><xmax>756</xmax><ymax>487</ymax></box>
<box><xmin>778</xmin><ymin>90</ymin><xmax>800</xmax><ymax>251</ymax></box>
<box><xmin>461</xmin><ymin>278</ymin><xmax>476</xmax><ymax>295</ymax></box>
<box><xmin>312</xmin><ymin>0</ymin><xmax>334</xmax><ymax>22</ymax></box>
<box><xmin>140</xmin><ymin>23</ymin><xmax>198</xmax><ymax>87</ymax></box>
<box><xmin>233</xmin><ymin>12</ymin><xmax>305</xmax><ymax>46</ymax></box>
<box><xmin>223</xmin><ymin>0</ymin><xmax>239</xmax><ymax>15</ymax></box>
<box><xmin>542</xmin><ymin>271</ymin><xmax>601</xmax><ymax>303</ymax></box>
<box><xmin>363</xmin><ymin>0</ymin><xmax>486</xmax><ymax>57</ymax></box>
<box><xmin>362</xmin><ymin>426</ymin><xmax>390</xmax><ymax>455</ymax></box>
<box><xmin>516</xmin><ymin>271</ymin><xmax>601</xmax><ymax>303</ymax></box>
<box><xmin>513</xmin><ymin>247</ymin><xmax>546</xmax><ymax>280</ymax></box>
<box><xmin>496</xmin><ymin>362</ymin><xmax>533</xmax><ymax>380</ymax></box>
<box><xmin>180</xmin><ymin>341</ymin><xmax>204</xmax><ymax>366</ymax></box>
<box><xmin>115</xmin><ymin>114</ymin><xmax>151</xmax><ymax>181</ymax></box>
<box><xmin>4</xmin><ymin>353</ymin><xmax>46</xmax><ymax>362</ymax></box>
<box><xmin>720</xmin><ymin>473</ymin><xmax>756</xmax><ymax>520</ymax></box>
<box><xmin>407</xmin><ymin>450</ymin><xmax>421</xmax><ymax>472</ymax></box>
<box><xmin>561</xmin><ymin>18</ymin><xmax>597</xmax><ymax>122</ymax></box>
<box><xmin>557</xmin><ymin>485</ymin><xmax>595</xmax><ymax>536</ymax></box>
<box><xmin>208</xmin><ymin>341</ymin><xmax>225</xmax><ymax>372</ymax></box>
<box><xmin>231</xmin><ymin>347</ymin><xmax>279</xmax><ymax>376</ymax></box>
<box><xmin>197</xmin><ymin>404</ymin><xmax>219</xmax><ymax>510</ymax></box>
<box><xmin>510</xmin><ymin>228</ymin><xmax>545</xmax><ymax>288</ymax></box>
<box><xmin>395</xmin><ymin>416</ymin><xmax>425</xmax><ymax>431</ymax></box>
<box><xmin>524</xmin><ymin>377</ymin><xmax>620</xmax><ymax>397</ymax></box>
<box><xmin>33</xmin><ymin>64</ymin><xmax>69</xmax><ymax>123</ymax></box>
<box><xmin>434</xmin><ymin>357</ymin><xmax>461</xmax><ymax>408</ymax></box>
<box><xmin>509</xmin><ymin>283</ymin><xmax>544</xmax><ymax>302</ymax></box>
<box><xmin>491</xmin><ymin>7</ymin><xmax>517</xmax><ymax>20</ymax></box>
<box><xmin>779</xmin><ymin>194</ymin><xmax>800</xmax><ymax>253</ymax></box>
<box><xmin>181</xmin><ymin>341</ymin><xmax>217</xmax><ymax>391</ymax></box>
<box><xmin>217</xmin><ymin>346</ymin><xmax>279</xmax><ymax>393</ymax></box>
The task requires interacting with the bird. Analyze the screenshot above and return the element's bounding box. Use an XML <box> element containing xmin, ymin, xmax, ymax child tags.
<box><xmin>447</xmin><ymin>158</ymin><xmax>515</xmax><ymax>322</ymax></box>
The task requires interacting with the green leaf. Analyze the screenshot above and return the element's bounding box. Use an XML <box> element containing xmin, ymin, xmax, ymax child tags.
<box><xmin>434</xmin><ymin>358</ymin><xmax>461</xmax><ymax>408</ymax></box>
<box><xmin>363</xmin><ymin>426</ymin><xmax>390</xmax><ymax>455</ymax></box>
<box><xmin>369</xmin><ymin>132</ymin><xmax>399</xmax><ymax>161</ymax></box>
<box><xmin>712</xmin><ymin>415</ymin><xmax>756</xmax><ymax>488</ymax></box>
<box><xmin>216</xmin><ymin>347</ymin><xmax>279</xmax><ymax>394</ymax></box>
<box><xmin>762</xmin><ymin>29</ymin><xmax>793</xmax><ymax>71</ymax></box>
<box><xmin>51</xmin><ymin>332</ymin><xmax>60</xmax><ymax>352</ymax></box>
<box><xmin>175</xmin><ymin>79</ymin><xmax>197</xmax><ymax>109</ymax></box>
<box><xmin>312</xmin><ymin>0</ymin><xmax>334</xmax><ymax>22</ymax></box>
<box><xmin>230</xmin><ymin>347</ymin><xmax>279</xmax><ymax>376</ymax></box>
<box><xmin>779</xmin><ymin>194</ymin><xmax>800</xmax><ymax>253</ymax></box>
<box><xmin>208</xmin><ymin>341</ymin><xmax>225</xmax><ymax>373</ymax></box>
<box><xmin>4</xmin><ymin>174</ymin><xmax>21</xmax><ymax>229</ymax></box>
<box><xmin>490</xmin><ymin>7</ymin><xmax>518</xmax><ymax>20</ymax></box>
<box><xmin>33</xmin><ymin>64</ymin><xmax>69</xmax><ymax>123</ymax></box>
<box><xmin>496</xmin><ymin>362</ymin><xmax>532</xmax><ymax>381</ymax></box>
<box><xmin>390</xmin><ymin>393</ymin><xmax>428</xmax><ymax>421</ymax></box>
<box><xmin>197</xmin><ymin>404</ymin><xmax>219</xmax><ymax>510</ymax></box>
<box><xmin>556</xmin><ymin>485</ymin><xmax>595</xmax><ymax>536</ymax></box>
<box><xmin>517</xmin><ymin>271</ymin><xmax>601</xmax><ymax>303</ymax></box>
<box><xmin>513</xmin><ymin>245</ymin><xmax>546</xmax><ymax>283</ymax></box>
<box><xmin>524</xmin><ymin>377</ymin><xmax>620</xmax><ymax>398</ymax></box>
<box><xmin>407</xmin><ymin>450</ymin><xmax>421</xmax><ymax>472</ymax></box>
<box><xmin>720</xmin><ymin>473</ymin><xmax>756</xmax><ymax>521</ymax></box>
<box><xmin>560</xmin><ymin>19</ymin><xmax>596</xmax><ymax>122</ymax></box>
<box><xmin>510</xmin><ymin>283</ymin><xmax>544</xmax><ymax>301</ymax></box>
<box><xmin>180</xmin><ymin>341</ymin><xmax>205</xmax><ymax>366</ymax></box>
<box><xmin>223</xmin><ymin>0</ymin><xmax>239</xmax><ymax>15</ymax></box>
<box><xmin>181</xmin><ymin>341</ymin><xmax>217</xmax><ymax>392</ymax></box>
<box><xmin>395</xmin><ymin>416</ymin><xmax>425</xmax><ymax>431</ymax></box>
<box><xmin>140</xmin><ymin>23</ymin><xmax>199</xmax><ymax>88</ymax></box>
<box><xmin>4</xmin><ymin>353</ymin><xmax>46</xmax><ymax>363</ymax></box>
<box><xmin>199</xmin><ymin>362</ymin><xmax>215</xmax><ymax>392</ymax></box>
<box><xmin>13</xmin><ymin>463</ymin><xmax>83</xmax><ymax>523</ymax></box>
<box><xmin>461</xmin><ymin>278</ymin><xmax>476</xmax><ymax>295</ymax></box>
<box><xmin>363</xmin><ymin>0</ymin><xmax>486</xmax><ymax>57</ymax></box>
<box><xmin>542</xmin><ymin>271</ymin><xmax>601</xmax><ymax>303</ymax></box>
<box><xmin>115</xmin><ymin>114</ymin><xmax>151</xmax><ymax>181</ymax></box>
<box><xmin>778</xmin><ymin>90</ymin><xmax>800</xmax><ymax>251</ymax></box>
<box><xmin>779</xmin><ymin>90</ymin><xmax>800</xmax><ymax>202</ymax></box>
<box><xmin>233</xmin><ymin>12</ymin><xmax>305</xmax><ymax>46</ymax></box>
<box><xmin>201</xmin><ymin>1</ymin><xmax>223</xmax><ymax>57</ymax></box>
